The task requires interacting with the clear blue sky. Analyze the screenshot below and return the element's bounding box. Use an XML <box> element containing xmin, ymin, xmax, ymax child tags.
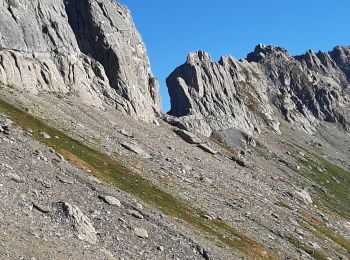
<box><xmin>118</xmin><ymin>0</ymin><xmax>350</xmax><ymax>112</ymax></box>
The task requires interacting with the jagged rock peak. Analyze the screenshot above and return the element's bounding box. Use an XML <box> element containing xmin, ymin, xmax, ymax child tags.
<box><xmin>329</xmin><ymin>46</ymin><xmax>350</xmax><ymax>79</ymax></box>
<box><xmin>166</xmin><ymin>44</ymin><xmax>350</xmax><ymax>138</ymax></box>
<box><xmin>187</xmin><ymin>51</ymin><xmax>239</xmax><ymax>68</ymax></box>
<box><xmin>186</xmin><ymin>51</ymin><xmax>213</xmax><ymax>65</ymax></box>
<box><xmin>247</xmin><ymin>44</ymin><xmax>290</xmax><ymax>63</ymax></box>
<box><xmin>0</xmin><ymin>0</ymin><xmax>161</xmax><ymax>121</ymax></box>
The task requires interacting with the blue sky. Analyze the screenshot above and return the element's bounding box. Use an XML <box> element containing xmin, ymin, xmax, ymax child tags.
<box><xmin>118</xmin><ymin>0</ymin><xmax>350</xmax><ymax>112</ymax></box>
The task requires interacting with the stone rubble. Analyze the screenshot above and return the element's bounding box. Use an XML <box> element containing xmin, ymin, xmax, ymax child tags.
<box><xmin>2</xmin><ymin>91</ymin><xmax>349</xmax><ymax>259</ymax></box>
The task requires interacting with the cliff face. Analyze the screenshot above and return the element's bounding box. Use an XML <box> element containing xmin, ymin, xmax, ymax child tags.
<box><xmin>0</xmin><ymin>0</ymin><xmax>160</xmax><ymax>121</ymax></box>
<box><xmin>167</xmin><ymin>44</ymin><xmax>350</xmax><ymax>137</ymax></box>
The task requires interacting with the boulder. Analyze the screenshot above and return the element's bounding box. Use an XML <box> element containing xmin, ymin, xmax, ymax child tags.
<box><xmin>134</xmin><ymin>227</ymin><xmax>148</xmax><ymax>238</ymax></box>
<box><xmin>295</xmin><ymin>189</ymin><xmax>313</xmax><ymax>204</ymax></box>
<box><xmin>61</xmin><ymin>202</ymin><xmax>97</xmax><ymax>244</ymax></box>
<box><xmin>99</xmin><ymin>195</ymin><xmax>122</xmax><ymax>207</ymax></box>
<box><xmin>174</xmin><ymin>129</ymin><xmax>202</xmax><ymax>144</ymax></box>
<box><xmin>197</xmin><ymin>143</ymin><xmax>217</xmax><ymax>155</ymax></box>
<box><xmin>121</xmin><ymin>142</ymin><xmax>151</xmax><ymax>159</ymax></box>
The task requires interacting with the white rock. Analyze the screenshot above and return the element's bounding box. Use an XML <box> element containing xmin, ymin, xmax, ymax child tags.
<box><xmin>200</xmin><ymin>176</ymin><xmax>213</xmax><ymax>185</ymax></box>
<box><xmin>134</xmin><ymin>227</ymin><xmax>148</xmax><ymax>238</ymax></box>
<box><xmin>121</xmin><ymin>142</ymin><xmax>151</xmax><ymax>159</ymax></box>
<box><xmin>6</xmin><ymin>172</ymin><xmax>23</xmax><ymax>183</ymax></box>
<box><xmin>295</xmin><ymin>189</ymin><xmax>313</xmax><ymax>204</ymax></box>
<box><xmin>41</xmin><ymin>132</ymin><xmax>51</xmax><ymax>139</ymax></box>
<box><xmin>197</xmin><ymin>143</ymin><xmax>217</xmax><ymax>154</ymax></box>
<box><xmin>153</xmin><ymin>119</ymin><xmax>160</xmax><ymax>126</ymax></box>
<box><xmin>88</xmin><ymin>175</ymin><xmax>102</xmax><ymax>184</ymax></box>
<box><xmin>62</xmin><ymin>202</ymin><xmax>97</xmax><ymax>244</ymax></box>
<box><xmin>101</xmin><ymin>195</ymin><xmax>121</xmax><ymax>207</ymax></box>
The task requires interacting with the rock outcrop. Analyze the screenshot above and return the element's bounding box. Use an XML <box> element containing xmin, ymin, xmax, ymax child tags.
<box><xmin>166</xmin><ymin>45</ymin><xmax>350</xmax><ymax>137</ymax></box>
<box><xmin>0</xmin><ymin>0</ymin><xmax>160</xmax><ymax>121</ymax></box>
<box><xmin>61</xmin><ymin>202</ymin><xmax>97</xmax><ymax>244</ymax></box>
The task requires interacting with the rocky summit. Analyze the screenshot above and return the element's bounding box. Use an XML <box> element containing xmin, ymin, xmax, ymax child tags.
<box><xmin>0</xmin><ymin>0</ymin><xmax>160</xmax><ymax>121</ymax></box>
<box><xmin>1</xmin><ymin>1</ymin><xmax>350</xmax><ymax>260</ymax></box>
<box><xmin>166</xmin><ymin>44</ymin><xmax>350</xmax><ymax>138</ymax></box>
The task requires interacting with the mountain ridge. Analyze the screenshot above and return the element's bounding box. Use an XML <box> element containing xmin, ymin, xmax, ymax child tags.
<box><xmin>1</xmin><ymin>1</ymin><xmax>350</xmax><ymax>259</ymax></box>
<box><xmin>166</xmin><ymin>44</ymin><xmax>350</xmax><ymax>138</ymax></box>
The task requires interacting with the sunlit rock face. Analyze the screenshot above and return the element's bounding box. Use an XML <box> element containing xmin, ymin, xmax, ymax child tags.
<box><xmin>167</xmin><ymin>44</ymin><xmax>350</xmax><ymax>137</ymax></box>
<box><xmin>0</xmin><ymin>0</ymin><xmax>161</xmax><ymax>121</ymax></box>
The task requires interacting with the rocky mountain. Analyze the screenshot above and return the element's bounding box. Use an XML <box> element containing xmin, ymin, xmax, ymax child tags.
<box><xmin>166</xmin><ymin>44</ymin><xmax>350</xmax><ymax>138</ymax></box>
<box><xmin>1</xmin><ymin>1</ymin><xmax>350</xmax><ymax>259</ymax></box>
<box><xmin>0</xmin><ymin>0</ymin><xmax>160</xmax><ymax>121</ymax></box>
<box><xmin>1</xmin><ymin>79</ymin><xmax>350</xmax><ymax>259</ymax></box>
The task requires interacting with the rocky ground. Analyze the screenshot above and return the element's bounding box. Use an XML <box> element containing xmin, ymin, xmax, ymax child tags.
<box><xmin>1</xmin><ymin>0</ymin><xmax>349</xmax><ymax>259</ymax></box>
<box><xmin>0</xmin><ymin>111</ymin><xmax>223</xmax><ymax>259</ymax></box>
<box><xmin>1</xmin><ymin>85</ymin><xmax>350</xmax><ymax>259</ymax></box>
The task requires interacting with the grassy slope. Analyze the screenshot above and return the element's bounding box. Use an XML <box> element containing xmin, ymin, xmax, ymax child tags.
<box><xmin>283</xmin><ymin>141</ymin><xmax>350</xmax><ymax>258</ymax></box>
<box><xmin>0</xmin><ymin>96</ymin><xmax>277</xmax><ymax>259</ymax></box>
<box><xmin>291</xmin><ymin>142</ymin><xmax>350</xmax><ymax>219</ymax></box>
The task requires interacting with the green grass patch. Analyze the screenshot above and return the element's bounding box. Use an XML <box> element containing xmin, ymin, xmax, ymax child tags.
<box><xmin>286</xmin><ymin>142</ymin><xmax>350</xmax><ymax>219</ymax></box>
<box><xmin>301</xmin><ymin>211</ymin><xmax>350</xmax><ymax>253</ymax></box>
<box><xmin>298</xmin><ymin>154</ymin><xmax>350</xmax><ymax>219</ymax></box>
<box><xmin>287</xmin><ymin>237</ymin><xmax>328</xmax><ymax>260</ymax></box>
<box><xmin>0</xmin><ymin>96</ymin><xmax>275</xmax><ymax>259</ymax></box>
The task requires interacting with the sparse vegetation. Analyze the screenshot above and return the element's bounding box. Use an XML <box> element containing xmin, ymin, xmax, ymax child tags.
<box><xmin>236</xmin><ymin>81</ymin><xmax>260</xmax><ymax>112</ymax></box>
<box><xmin>301</xmin><ymin>211</ymin><xmax>350</xmax><ymax>252</ymax></box>
<box><xmin>52</xmin><ymin>91</ymin><xmax>67</xmax><ymax>100</ymax></box>
<box><xmin>0</xmin><ymin>96</ymin><xmax>275</xmax><ymax>259</ymax></box>
<box><xmin>300</xmin><ymin>152</ymin><xmax>350</xmax><ymax>218</ymax></box>
<box><xmin>247</xmin><ymin>92</ymin><xmax>259</xmax><ymax>112</ymax></box>
<box><xmin>210</xmin><ymin>137</ymin><xmax>239</xmax><ymax>156</ymax></box>
<box><xmin>285</xmin><ymin>141</ymin><xmax>350</xmax><ymax>219</ymax></box>
<box><xmin>253</xmin><ymin>146</ymin><xmax>270</xmax><ymax>160</ymax></box>
<box><xmin>0</xmin><ymin>83</ymin><xmax>15</xmax><ymax>90</ymax></box>
<box><xmin>287</xmin><ymin>237</ymin><xmax>329</xmax><ymax>260</ymax></box>
<box><xmin>241</xmin><ymin>67</ymin><xmax>261</xmax><ymax>81</ymax></box>
<box><xmin>242</xmin><ymin>67</ymin><xmax>251</xmax><ymax>81</ymax></box>
<box><xmin>249</xmin><ymin>68</ymin><xmax>261</xmax><ymax>80</ymax></box>
<box><xmin>275</xmin><ymin>200</ymin><xmax>293</xmax><ymax>210</ymax></box>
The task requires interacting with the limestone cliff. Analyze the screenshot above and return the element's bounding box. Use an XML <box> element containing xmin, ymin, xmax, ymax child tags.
<box><xmin>0</xmin><ymin>0</ymin><xmax>160</xmax><ymax>121</ymax></box>
<box><xmin>166</xmin><ymin>44</ymin><xmax>350</xmax><ymax>137</ymax></box>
